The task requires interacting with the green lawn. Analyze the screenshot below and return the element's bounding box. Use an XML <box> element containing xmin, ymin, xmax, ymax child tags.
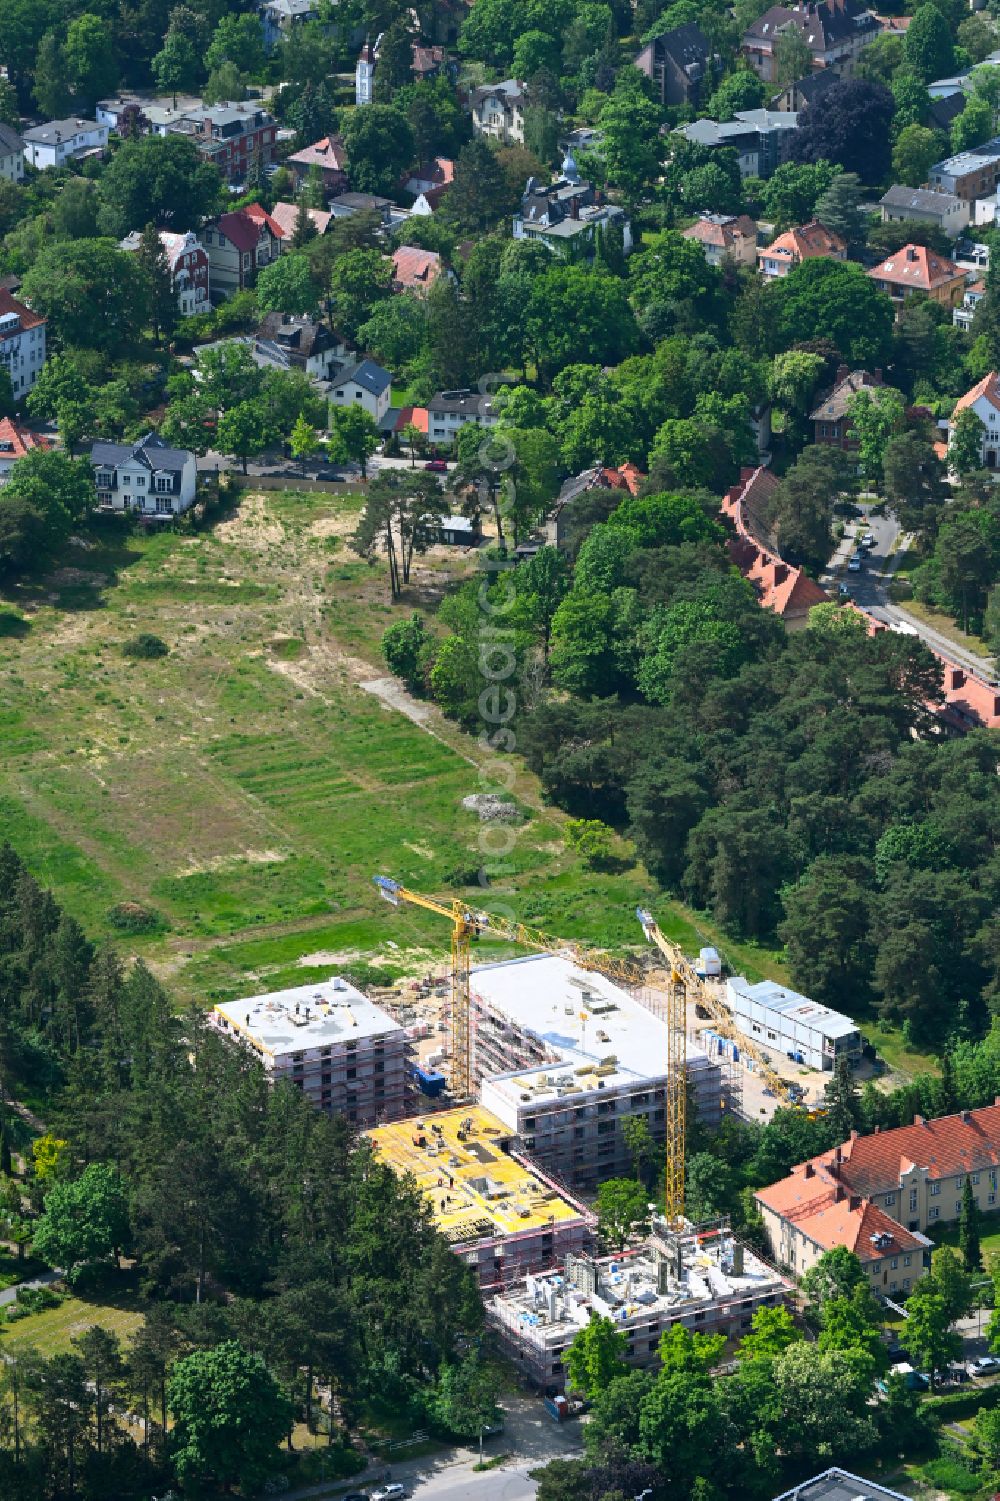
<box><xmin>870</xmin><ymin>1023</ymin><xmax>941</xmax><ymax>1081</ymax></box>
<box><xmin>0</xmin><ymin>489</ymin><xmax>711</xmax><ymax>1006</ymax></box>
<box><xmin>3</xmin><ymin>1289</ymin><xmax>145</xmax><ymax>1357</ymax></box>
<box><xmin>928</xmin><ymin>1207</ymin><xmax>1000</xmax><ymax>1262</ymax></box>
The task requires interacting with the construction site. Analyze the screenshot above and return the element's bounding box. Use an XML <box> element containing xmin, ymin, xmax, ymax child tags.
<box><xmin>489</xmin><ymin>1223</ymin><xmax>791</xmax><ymax>1391</ymax></box>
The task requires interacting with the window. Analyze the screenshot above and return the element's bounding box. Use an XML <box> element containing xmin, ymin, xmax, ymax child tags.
<box><xmin>930</xmin><ymin>1182</ymin><xmax>941</xmax><ymax>1196</ymax></box>
<box><xmin>135</xmin><ymin>474</ymin><xmax>146</xmax><ymax>487</ymax></box>
<box><xmin>990</xmin><ymin>1193</ymin><xmax>997</xmax><ymax>1206</ymax></box>
<box><xmin>972</xmin><ymin>1174</ymin><xmax>980</xmax><ymax>1185</ymax></box>
<box><xmin>956</xmin><ymin>1203</ymin><xmax>963</xmax><ymax>1216</ymax></box>
<box><xmin>929</xmin><ymin>1206</ymin><xmax>940</xmax><ymax>1220</ymax></box>
<box><xmin>884</xmin><ymin>1194</ymin><xmax>895</xmax><ymax>1207</ymax></box>
<box><xmin>155</xmin><ymin>475</ymin><xmax>172</xmax><ymax>493</ymax></box>
<box><xmin>956</xmin><ymin>1176</ymin><xmax>964</xmax><ymax>1188</ymax></box>
<box><xmin>96</xmin><ymin>470</ymin><xmax>113</xmax><ymax>488</ymax></box>
<box><xmin>903</xmin><ymin>1254</ymin><xmax>911</xmax><ymax>1267</ymax></box>
<box><xmin>155</xmin><ymin>497</ymin><xmax>172</xmax><ymax>515</ymax></box>
<box><xmin>909</xmin><ymin>1189</ymin><xmax>918</xmax><ymax>1210</ymax></box>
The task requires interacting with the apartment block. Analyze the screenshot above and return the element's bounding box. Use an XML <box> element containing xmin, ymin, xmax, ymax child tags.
<box><xmin>213</xmin><ymin>976</ymin><xmax>408</xmax><ymax>1126</ymax></box>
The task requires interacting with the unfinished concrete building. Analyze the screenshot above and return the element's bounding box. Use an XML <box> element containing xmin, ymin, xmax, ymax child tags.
<box><xmin>212</xmin><ymin>976</ymin><xmax>408</xmax><ymax>1126</ymax></box>
<box><xmin>490</xmin><ymin>1223</ymin><xmax>791</xmax><ymax>1391</ymax></box>
<box><xmin>471</xmin><ymin>955</ymin><xmax>724</xmax><ymax>1189</ymax></box>
<box><xmin>367</xmin><ymin>1104</ymin><xmax>593</xmax><ymax>1289</ymax></box>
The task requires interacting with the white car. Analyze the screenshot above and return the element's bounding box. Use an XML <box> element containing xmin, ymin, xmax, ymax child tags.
<box><xmin>970</xmin><ymin>1354</ymin><xmax>1000</xmax><ymax>1375</ymax></box>
<box><xmin>371</xmin><ymin>1487</ymin><xmax>407</xmax><ymax>1501</ymax></box>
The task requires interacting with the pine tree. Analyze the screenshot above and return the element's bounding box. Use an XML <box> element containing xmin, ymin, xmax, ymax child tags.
<box><xmin>960</xmin><ymin>1175</ymin><xmax>982</xmax><ymax>1271</ymax></box>
<box><xmin>936</xmin><ymin>1052</ymin><xmax>958</xmax><ymax>1117</ymax></box>
<box><xmin>291</xmin><ymin>197</ymin><xmax>318</xmax><ymax>248</ymax></box>
<box><xmin>823</xmin><ymin>1056</ymin><xmax>859</xmax><ymax>1143</ymax></box>
<box><xmin>246</xmin><ymin>144</ymin><xmax>268</xmax><ymax>205</ymax></box>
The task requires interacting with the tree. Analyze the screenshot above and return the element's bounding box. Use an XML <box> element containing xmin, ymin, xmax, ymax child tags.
<box><xmin>775</xmin><ymin>29</ymin><xmax>813</xmax><ymax>86</ymax></box>
<box><xmin>290</xmin><ymin>414</ymin><xmax>320</xmax><ymax>475</ymax></box>
<box><xmin>960</xmin><ymin>1174</ymin><xmax>983</xmax><ymax>1271</ymax></box>
<box><xmin>621</xmin><ymin>1114</ymin><xmax>657</xmax><ymax>1189</ymax></box>
<box><xmin>168</xmin><ymin>1341</ymin><xmax>292</xmax><ymax>1493</ymax></box>
<box><xmin>740</xmin><ymin>1305</ymin><xmax>801</xmax><ymax>1361</ymax></box>
<box><xmin>382</xmin><ymin>612</ymin><xmax>430</xmax><ymax>691</ymax></box>
<box><xmin>883</xmin><ymin>430</ymin><xmax>947</xmax><ymax>534</ymax></box>
<box><xmin>598</xmin><ymin>71</ymin><xmax>662</xmax><ymax>199</ymax></box>
<box><xmin>905</xmin><ymin>2</ymin><xmax>955</xmax><ymax>82</ymax></box>
<box><xmin>63</xmin><ymin>13</ymin><xmax>117</xmax><ymax>111</ymax></box>
<box><xmin>566</xmin><ymin>1315</ymin><xmax>629</xmax><ymax>1396</ymax></box>
<box><xmin>359</xmin><ymin>296</ymin><xmax>427</xmax><ymax>373</ymax></box>
<box><xmin>761</xmin><ymin>159</ymin><xmax>840</xmax><ymax>229</ymax></box>
<box><xmin>290</xmin><ymin>198</ymin><xmax>317</xmax><ymax>250</ymax></box>
<box><xmin>904</xmin><ymin>1281</ymin><xmax>962</xmax><ymax>1384</ymax></box>
<box><xmin>791</xmin><ymin>79</ymin><xmax>894</xmax><ymax>182</ymax></box>
<box><xmin>204</xmin><ymin>61</ymin><xmax>248</xmax><ymax>109</ymax></box>
<box><xmin>773</xmin><ymin>259</ymin><xmax>895</xmax><ymax>366</ymax></box>
<box><xmin>800</xmin><ymin>1246</ymin><xmax>866</xmax><ymax>1308</ymax></box>
<box><xmin>892</xmin><ymin>124</ymin><xmax>941</xmax><ymax>188</ymax></box>
<box><xmin>23</xmin><ymin>238</ymin><xmax>151</xmax><ymax>354</ymax></box>
<box><xmin>847</xmin><ymin>386</ymin><xmax>905</xmax><ymax>487</ymax></box>
<box><xmin>952</xmin><ymin>95</ymin><xmax>994</xmax><ymax>154</ymax></box>
<box><xmin>217</xmin><ymin>398</ymin><xmax>277</xmax><ymax>475</ymax></box>
<box><xmin>950</xmin><ymin>407</ymin><xmax>986</xmax><ymax>480</ymax></box>
<box><xmin>780</xmin><ymin>857</ymin><xmax>874</xmax><ymax>1012</ymax></box>
<box><xmin>444</xmin><ymin>136</ymin><xmax>510</xmax><ymax>234</ymax></box>
<box><xmin>596</xmin><ymin>1177</ymin><xmax>649</xmax><ymax>1249</ymax></box>
<box><xmin>814</xmin><ymin>172</ymin><xmax>865</xmax><ymax>247</ymax></box>
<box><xmin>707</xmin><ymin>70</ymin><xmax>768</xmax><ymax>121</ymax></box>
<box><xmin>330</xmin><ymin>404</ymin><xmax>380</xmax><ymax>479</ymax></box>
<box><xmin>526</xmin><ymin>265</ymin><xmax>638</xmax><ymax>385</ymax></box>
<box><xmin>33</xmin><ymin>32</ymin><xmax>73</xmax><ymax>119</ymax></box>
<box><xmin>431</xmin><ymin>1353</ymin><xmax>502</xmax><ymax>1440</ymax></box>
<box><xmin>51</xmin><ymin>177</ymin><xmax>100</xmax><ymax>241</ymax></box>
<box><xmin>256</xmin><ymin>253</ymin><xmax>319</xmax><ymax>316</ymax></box>
<box><xmin>32</xmin><ymin>1163</ymin><xmax>129</xmax><ymax>1281</ymax></box>
<box><xmin>767</xmin><ymin>443</ymin><xmax>848</xmax><ymax>571</ymax></box>
<box><xmin>341</xmin><ymin>104</ymin><xmax>415</xmax><ymax>195</ymax></box>
<box><xmin>206</xmin><ymin>12</ymin><xmax>265</xmax><ymax>76</ymax></box>
<box><xmin>136</xmin><ymin>223</ymin><xmax>177</xmax><ymax>346</ymax></box>
<box><xmin>0</xmin><ymin>449</ymin><xmax>93</xmax><ymax>576</ymax></box>
<box><xmin>72</xmin><ymin>1326</ymin><xmax>123</xmax><ymax>1457</ymax></box>
<box><xmin>328</xmin><ymin>247</ymin><xmax>393</xmax><ymax>338</ymax></box>
<box><xmin>98</xmin><ymin>134</ymin><xmax>222</xmax><ymax>239</ymax></box>
<box><xmin>152</xmin><ymin>28</ymin><xmax>199</xmax><ymax>106</ymax></box>
<box><xmin>351</xmin><ymin>470</ymin><xmax>448</xmax><ymax>597</ymax></box>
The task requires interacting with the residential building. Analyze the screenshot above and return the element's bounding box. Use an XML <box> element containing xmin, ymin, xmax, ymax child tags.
<box><xmin>770</xmin><ymin>68</ymin><xmax>838</xmax><ymax>111</ymax></box>
<box><xmin>938</xmin><ymin>658</ymin><xmax>1000</xmax><ymax>730</ymax></box>
<box><xmin>674</xmin><ymin>109</ymin><xmax>799</xmax><ymax>179</ymax></box>
<box><xmin>757</xmin><ymin>1105</ymin><xmax>1000</xmax><ymax>1281</ymax></box>
<box><xmin>256</xmin><ymin>313</ymin><xmax>348</xmax><ymax>381</ymax></box>
<box><xmin>634</xmin><ymin>24</ymin><xmax>718</xmax><ymax>108</ymax></box>
<box><xmin>356</xmin><ymin>38</ymin><xmax>378</xmax><ymax>104</ymax></box>
<box><xmin>470</xmin><ymin>80</ymin><xmax>526</xmax><ymax>145</ymax></box>
<box><xmin>724</xmin><ymin>976</ymin><xmax>862</xmax><ymax>1071</ymax></box>
<box><xmin>199</xmin><ymin>203</ymin><xmax>283</xmax><ymax>295</ymax></box>
<box><xmin>868</xmin><ymin>242</ymin><xmax>966</xmax><ymax>314</ymax></box>
<box><xmin>953</xmin><ymin>278</ymin><xmax>985</xmax><ymax>330</ymax></box>
<box><xmin>879</xmin><ymin>184</ymin><xmax>969</xmax><ymax>237</ymax></box>
<box><xmin>22</xmin><ymin>117</ymin><xmax>109</xmax><ymax>170</ymax></box>
<box><xmin>721</xmin><ymin>466</ymin><xmax>829</xmax><ymax>628</ymax></box>
<box><xmin>120</xmin><ymin>229</ymin><xmax>210</xmax><ymax>318</ymax></box>
<box><xmin>286</xmin><ymin>135</ymin><xmax>349</xmax><ymax>195</ymax></box>
<box><xmin>90</xmin><ymin>432</ymin><xmax>197</xmax><ymax>519</ymax></box>
<box><xmin>513</xmin><ymin>156</ymin><xmax>632</xmax><ymax>256</ymax></box>
<box><xmin>261</xmin><ymin>0</ymin><xmax>333</xmax><ymax>51</ymax></box>
<box><xmin>544</xmin><ymin>462</ymin><xmax>645</xmax><ymax>549</ymax></box>
<box><xmin>436</xmin><ymin>514</ymin><xmax>482</xmax><ymax>545</ymax></box>
<box><xmin>929</xmin><ymin>90</ymin><xmax>967</xmax><ymax>136</ymax></box>
<box><xmin>329</xmin><ymin>191</ymin><xmax>410</xmax><ymax>233</ymax></box>
<box><xmin>950</xmin><ymin>369</ymin><xmax>1000</xmax><ymax>467</ymax></box>
<box><xmin>96</xmin><ymin>93</ymin><xmax>197</xmax><ymax>135</ymax></box>
<box><xmin>212</xmin><ymin>976</ymin><xmax>408</xmax><ymax>1125</ymax></box>
<box><xmin>0</xmin><ymin>289</ymin><xmax>46</xmax><ymax>400</ymax></box>
<box><xmin>403</xmin><ymin>157</ymin><xmax>455</xmax><ymax>208</ymax></box>
<box><xmin>472</xmin><ymin>955</ymin><xmax>725</xmax><ymax>1189</ymax></box>
<box><xmin>758</xmin><ymin>219</ymin><xmax>846</xmax><ymax>277</ymax></box>
<box><xmin>0</xmin><ymin>123</ymin><xmax>24</xmax><ymax>183</ymax></box>
<box><xmin>0</xmin><ymin>417</ymin><xmax>50</xmax><ymax>485</ymax></box>
<box><xmin>427</xmin><ymin>388</ymin><xmax>499</xmax><ymax>447</ymax></box>
<box><xmin>741</xmin><ymin>0</ymin><xmax>881</xmax><ymax>81</ymax></box>
<box><xmin>368</xmin><ymin>1105</ymin><xmax>594</xmax><ymax>1289</ymax></box>
<box><xmin>771</xmin><ymin>1470</ymin><xmax>909</xmax><ymax>1501</ymax></box>
<box><xmin>810</xmin><ymin>365</ymin><xmax>883</xmax><ymax>448</ymax></box>
<box><xmin>269</xmin><ymin>201</ymin><xmax>333</xmax><ymax>239</ymax></box>
<box><xmin>356</xmin><ymin>36</ymin><xmax>449</xmax><ymax>105</ymax></box>
<box><xmin>328</xmin><ymin>358</ymin><xmax>391</xmax><ymax>423</ymax></box>
<box><xmin>391</xmin><ymin>244</ymin><xmax>445</xmax><ymax>294</ymax></box>
<box><xmin>167</xmin><ymin>102</ymin><xmax>276</xmax><ymax>185</ymax></box>
<box><xmin>929</xmin><ymin>137</ymin><xmax>1000</xmax><ymax>201</ymax></box>
<box><xmin>491</xmin><ymin>1228</ymin><xmax>790</xmax><ymax>1391</ymax></box>
<box><xmin>682</xmin><ymin>213</ymin><xmax>759</xmax><ymax>268</ymax></box>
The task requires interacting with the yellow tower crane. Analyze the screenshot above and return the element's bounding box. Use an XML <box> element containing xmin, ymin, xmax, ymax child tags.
<box><xmin>373</xmin><ymin>875</ymin><xmax>641</xmax><ymax>1100</ymax></box>
<box><xmin>637</xmin><ymin>907</ymin><xmax>812</xmax><ymax>1228</ymax></box>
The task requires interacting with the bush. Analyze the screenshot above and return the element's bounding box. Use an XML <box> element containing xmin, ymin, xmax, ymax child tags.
<box><xmin>342</xmin><ymin>962</ymin><xmax>397</xmax><ymax>989</ymax></box>
<box><xmin>122</xmin><ymin>632</ymin><xmax>168</xmax><ymax>659</ymax></box>
<box><xmin>920</xmin><ymin>1455</ymin><xmax>980</xmax><ymax>1494</ymax></box>
<box><xmin>106</xmin><ymin>902</ymin><xmax>167</xmax><ymax>934</ymax></box>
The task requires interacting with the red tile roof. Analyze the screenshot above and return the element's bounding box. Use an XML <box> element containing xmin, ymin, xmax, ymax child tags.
<box><xmin>391</xmin><ymin>245</ymin><xmax>444</xmax><ymax>291</ymax></box>
<box><xmin>683</xmin><ymin>213</ymin><xmax>757</xmax><ymax>250</ymax></box>
<box><xmin>603</xmin><ymin>461</ymin><xmax>644</xmax><ymax>496</ymax></box>
<box><xmin>761</xmin><ymin>219</ymin><xmax>846</xmax><ymax>265</ymax></box>
<box><xmin>0</xmin><ymin>287</ymin><xmax>45</xmax><ymax>334</ymax></box>
<box><xmin>869</xmin><ymin>243</ymin><xmax>963</xmax><ymax>292</ymax></box>
<box><xmin>216</xmin><ymin>203</ymin><xmax>283</xmax><ymax>253</ymax></box>
<box><xmin>393</xmin><ymin>405</ymin><xmax>429</xmax><ymax>434</ymax></box>
<box><xmin>270</xmin><ymin>201</ymin><xmax>332</xmax><ymax>239</ymax></box>
<box><xmin>954</xmin><ymin>370</ymin><xmax>1000</xmax><ymax>418</ymax></box>
<box><xmin>757</xmin><ymin>1165</ymin><xmax>928</xmax><ymax>1263</ymax></box>
<box><xmin>0</xmin><ymin>416</ymin><xmax>51</xmax><ymax>460</ymax></box>
<box><xmin>287</xmin><ymin>135</ymin><xmax>348</xmax><ymax>173</ymax></box>
<box><xmin>722</xmin><ymin>467</ymin><xmax>827</xmax><ymax>620</ymax></box>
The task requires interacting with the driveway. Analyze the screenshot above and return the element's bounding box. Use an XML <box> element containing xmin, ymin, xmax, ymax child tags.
<box><xmin>0</xmin><ymin>1268</ymin><xmax>61</xmax><ymax>1307</ymax></box>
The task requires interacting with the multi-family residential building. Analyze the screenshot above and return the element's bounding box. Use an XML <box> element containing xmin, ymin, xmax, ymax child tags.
<box><xmin>741</xmin><ymin>0</ymin><xmax>881</xmax><ymax>81</ymax></box>
<box><xmin>953</xmin><ymin>279</ymin><xmax>986</xmax><ymax>331</ymax></box>
<box><xmin>513</xmin><ymin>159</ymin><xmax>633</xmax><ymax>256</ymax></box>
<box><xmin>120</xmin><ymin>229</ymin><xmax>210</xmax><ymax>318</ymax></box>
<box><xmin>633</xmin><ymin>23</ymin><xmax>719</xmax><ymax>107</ymax></box>
<box><xmin>950</xmin><ymin>370</ymin><xmax>1000</xmax><ymax>467</ymax></box>
<box><xmin>810</xmin><ymin>365</ymin><xmax>884</xmax><ymax>448</ymax></box>
<box><xmin>772</xmin><ymin>1470</ymin><xmax>909</xmax><ymax>1501</ymax></box>
<box><xmin>199</xmin><ymin>203</ymin><xmax>283</xmax><ymax>295</ymax></box>
<box><xmin>868</xmin><ymin>242</ymin><xmax>967</xmax><ymax>315</ymax></box>
<box><xmin>675</xmin><ymin>109</ymin><xmax>799</xmax><ymax>179</ymax></box>
<box><xmin>90</xmin><ymin>432</ymin><xmax>198</xmax><ymax>519</ymax></box>
<box><xmin>756</xmin><ymin>1105</ymin><xmax>1000</xmax><ymax>1288</ymax></box>
<box><xmin>0</xmin><ymin>289</ymin><xmax>46</xmax><ymax>400</ymax></box>
<box><xmin>544</xmin><ymin>462</ymin><xmax>645</xmax><ymax>549</ymax></box>
<box><xmin>168</xmin><ymin>102</ymin><xmax>276</xmax><ymax>185</ymax></box>
<box><xmin>96</xmin><ymin>93</ymin><xmax>198</xmax><ymax>135</ymax></box>
<box><xmin>0</xmin><ymin>123</ymin><xmax>24</xmax><ymax>183</ymax></box>
<box><xmin>256</xmin><ymin>313</ymin><xmax>349</xmax><ymax>382</ymax></box>
<box><xmin>929</xmin><ymin>137</ymin><xmax>1000</xmax><ymax>201</ymax></box>
<box><xmin>286</xmin><ymin>135</ymin><xmax>350</xmax><ymax>195</ymax></box>
<box><xmin>0</xmin><ymin>417</ymin><xmax>50</xmax><ymax>484</ymax></box>
<box><xmin>212</xmin><ymin>976</ymin><xmax>408</xmax><ymax>1126</ymax></box>
<box><xmin>22</xmin><ymin>117</ymin><xmax>109</xmax><ymax>170</ymax></box>
<box><xmin>757</xmin><ymin>219</ymin><xmax>846</xmax><ymax>277</ymax></box>
<box><xmin>427</xmin><ymin>388</ymin><xmax>500</xmax><ymax>447</ymax></box>
<box><xmin>470</xmin><ymin>80</ymin><xmax>526</xmax><ymax>145</ymax></box>
<box><xmin>879</xmin><ymin>185</ymin><xmax>969</xmax><ymax>237</ymax></box>
<box><xmin>491</xmin><ymin>1230</ymin><xmax>789</xmax><ymax>1391</ymax></box>
<box><xmin>721</xmin><ymin>466</ymin><xmax>829</xmax><ymax>628</ymax></box>
<box><xmin>328</xmin><ymin>359</ymin><xmax>392</xmax><ymax>423</ymax></box>
<box><xmin>724</xmin><ymin>976</ymin><xmax>862</xmax><ymax>1071</ymax></box>
<box><xmin>682</xmin><ymin>213</ymin><xmax>759</xmax><ymax>268</ymax></box>
<box><xmin>472</xmin><ymin>955</ymin><xmax>724</xmax><ymax>1190</ymax></box>
<box><xmin>769</xmin><ymin>68</ymin><xmax>838</xmax><ymax>111</ymax></box>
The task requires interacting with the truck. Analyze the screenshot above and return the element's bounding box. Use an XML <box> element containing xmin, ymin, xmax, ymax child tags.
<box><xmin>544</xmin><ymin>1395</ymin><xmax>570</xmax><ymax>1423</ymax></box>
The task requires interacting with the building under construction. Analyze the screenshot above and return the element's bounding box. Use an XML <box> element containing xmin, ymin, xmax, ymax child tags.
<box><xmin>489</xmin><ymin>1222</ymin><xmax>791</xmax><ymax>1391</ymax></box>
<box><xmin>366</xmin><ymin>1104</ymin><xmax>594</xmax><ymax>1289</ymax></box>
<box><xmin>471</xmin><ymin>955</ymin><xmax>724</xmax><ymax>1189</ymax></box>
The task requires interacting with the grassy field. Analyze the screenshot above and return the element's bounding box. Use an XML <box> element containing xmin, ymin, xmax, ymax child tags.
<box><xmin>0</xmin><ymin>487</ymin><xmax>743</xmax><ymax>1006</ymax></box>
<box><xmin>3</xmin><ymin>1289</ymin><xmax>145</xmax><ymax>1357</ymax></box>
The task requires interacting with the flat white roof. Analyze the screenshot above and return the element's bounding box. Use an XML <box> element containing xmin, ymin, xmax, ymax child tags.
<box><xmin>214</xmin><ymin>976</ymin><xmax>402</xmax><ymax>1058</ymax></box>
<box><xmin>472</xmin><ymin>954</ymin><xmax>709</xmax><ymax>1104</ymax></box>
<box><xmin>726</xmin><ymin>976</ymin><xmax>860</xmax><ymax>1039</ymax></box>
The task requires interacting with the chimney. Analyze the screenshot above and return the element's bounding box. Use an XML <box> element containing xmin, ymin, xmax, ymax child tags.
<box><xmin>835</xmin><ymin>363</ymin><xmax>849</xmax><ymax>385</ymax></box>
<box><xmin>849</xmin><ymin>1194</ymin><xmax>861</xmax><ymax>1211</ymax></box>
<box><xmin>835</xmin><ymin>1145</ymin><xmax>842</xmax><ymax>1163</ymax></box>
<box><xmin>850</xmin><ymin>1129</ymin><xmax>859</xmax><ymax>1141</ymax></box>
<box><xmin>774</xmin><ymin>562</ymin><xmax>788</xmax><ymax>585</ymax></box>
<box><xmin>835</xmin><ymin>1185</ymin><xmax>846</xmax><ymax>1202</ymax></box>
<box><xmin>907</xmin><ymin>246</ymin><xmax>917</xmax><ymax>261</ymax></box>
<box><xmin>804</xmin><ymin>1162</ymin><xmax>815</xmax><ymax>1178</ymax></box>
<box><xmin>961</xmin><ymin>1110</ymin><xmax>972</xmax><ymax>1123</ymax></box>
<box><xmin>914</xmin><ymin>1114</ymin><xmax>924</xmax><ymax>1126</ymax></box>
<box><xmin>873</xmin><ymin>367</ymin><xmax>883</xmax><ymax>384</ymax></box>
<box><xmin>874</xmin><ymin>1125</ymin><xmax>880</xmax><ymax>1134</ymax></box>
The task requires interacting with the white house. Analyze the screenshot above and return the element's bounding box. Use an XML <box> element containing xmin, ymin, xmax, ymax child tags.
<box><xmin>90</xmin><ymin>432</ymin><xmax>198</xmax><ymax>519</ymax></box>
<box><xmin>0</xmin><ymin>289</ymin><xmax>47</xmax><ymax>400</ymax></box>
<box><xmin>0</xmin><ymin>417</ymin><xmax>50</xmax><ymax>485</ymax></box>
<box><xmin>950</xmin><ymin>370</ymin><xmax>1000</xmax><ymax>469</ymax></box>
<box><xmin>120</xmin><ymin>229</ymin><xmax>210</xmax><ymax>318</ymax></box>
<box><xmin>256</xmin><ymin>313</ymin><xmax>349</xmax><ymax>381</ymax></box>
<box><xmin>0</xmin><ymin>123</ymin><xmax>24</xmax><ymax>183</ymax></box>
<box><xmin>470</xmin><ymin>81</ymin><xmax>526</xmax><ymax>144</ymax></box>
<box><xmin>356</xmin><ymin>37</ymin><xmax>380</xmax><ymax>104</ymax></box>
<box><xmin>22</xmin><ymin>117</ymin><xmax>109</xmax><ymax>170</ymax></box>
<box><xmin>328</xmin><ymin>359</ymin><xmax>391</xmax><ymax>423</ymax></box>
<box><xmin>426</xmin><ymin>389</ymin><xmax>500</xmax><ymax>447</ymax></box>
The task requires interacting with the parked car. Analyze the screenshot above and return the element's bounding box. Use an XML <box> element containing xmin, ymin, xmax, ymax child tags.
<box><xmin>371</xmin><ymin>1487</ymin><xmax>407</xmax><ymax>1501</ymax></box>
<box><xmin>970</xmin><ymin>1355</ymin><xmax>1000</xmax><ymax>1376</ymax></box>
<box><xmin>316</xmin><ymin>469</ymin><xmax>346</xmax><ymax>482</ymax></box>
<box><xmin>847</xmin><ymin>555</ymin><xmax>863</xmax><ymax>573</ymax></box>
<box><xmin>859</xmin><ymin>532</ymin><xmax>876</xmax><ymax>549</ymax></box>
<box><xmin>838</xmin><ymin>582</ymin><xmax>852</xmax><ymax>600</ymax></box>
<box><xmin>424</xmin><ymin>458</ymin><xmax>448</xmax><ymax>472</ymax></box>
